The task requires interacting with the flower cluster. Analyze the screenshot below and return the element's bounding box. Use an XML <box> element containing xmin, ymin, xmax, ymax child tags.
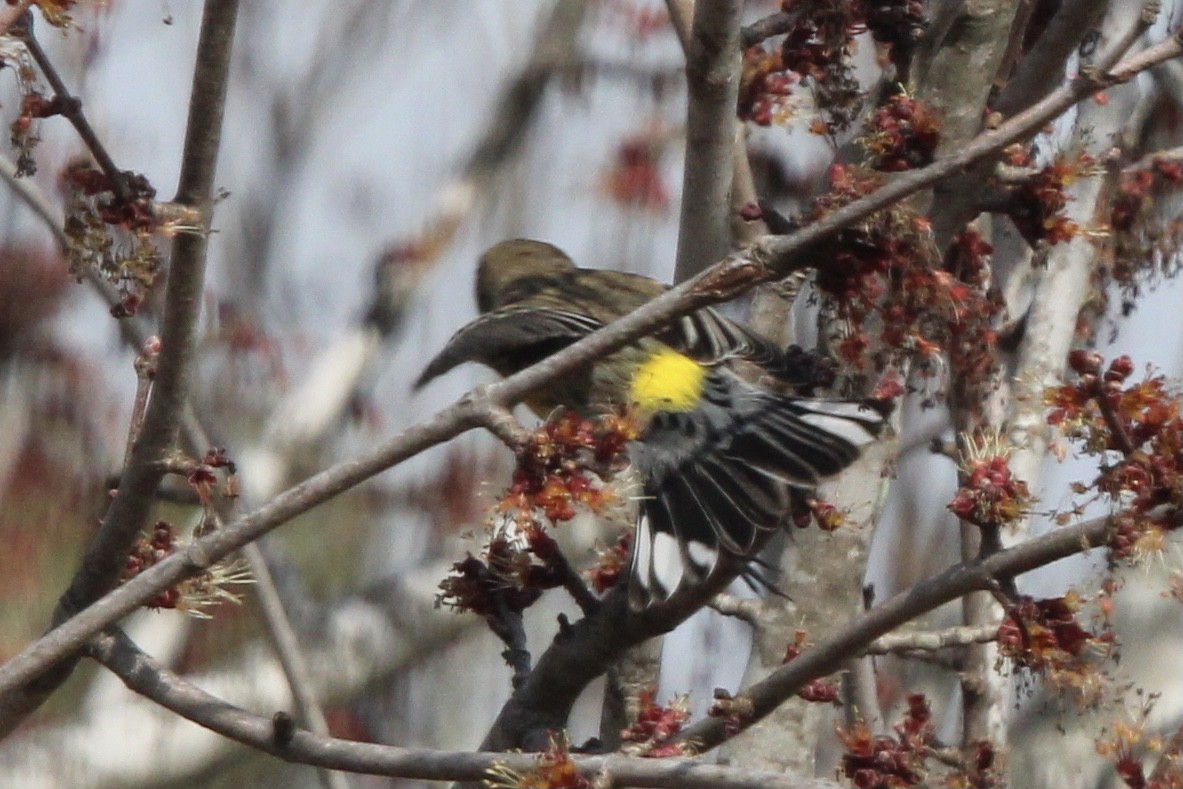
<box><xmin>783</xmin><ymin>630</ymin><xmax>841</xmax><ymax>704</ymax></box>
<box><xmin>599</xmin><ymin>135</ymin><xmax>670</xmax><ymax>213</ymax></box>
<box><xmin>438</xmin><ymin>410</ymin><xmax>639</xmax><ymax>614</ymax></box>
<box><xmin>1045</xmin><ymin>353</ymin><xmax>1182</xmax><ymax>559</ymax></box>
<box><xmin>838</xmin><ymin>694</ymin><xmax>934</xmax><ymax>789</ymax></box>
<box><xmin>856</xmin><ymin>0</ymin><xmax>926</xmax><ymax>54</ymax></box>
<box><xmin>486</xmin><ymin>731</ymin><xmax>589</xmax><ymax>789</ymax></box>
<box><xmin>62</xmin><ymin>162</ymin><xmax>162</xmax><ymax>317</ymax></box>
<box><xmin>739</xmin><ymin>0</ymin><xmax>926</xmax><ymax>131</ymax></box>
<box><xmin>1094</xmin><ymin>703</ymin><xmax>1167</xmax><ymax>789</ymax></box>
<box><xmin>862</xmin><ymin>94</ymin><xmax>941</xmax><ymax>172</ymax></box>
<box><xmin>586</xmin><ymin>530</ymin><xmax>631</xmax><ymax>594</ymax></box>
<box><xmin>121</xmin><ymin>520</ymin><xmax>252</xmax><ymax>618</ymax></box>
<box><xmin>502</xmin><ymin>409</ymin><xmax>637</xmax><ymax>524</ymax></box>
<box><xmin>1004</xmin><ymin>152</ymin><xmax>1095</xmax><ymax>247</ymax></box>
<box><xmin>740</xmin><ymin>3</ymin><xmax>859</xmax><ymax>131</ymax></box>
<box><xmin>948</xmin><ymin>435</ymin><xmax>1031</xmax><ymax>528</ymax></box>
<box><xmin>738</xmin><ymin>46</ymin><xmax>799</xmax><ymax>127</ymax></box>
<box><xmin>808</xmin><ymin>167</ymin><xmax>1001</xmax><ymax>400</ymax></box>
<box><xmin>997</xmin><ymin>592</ymin><xmax>1112</xmax><ymax>700</ymax></box>
<box><xmin>619</xmin><ymin>689</ymin><xmax>691</xmax><ymax>757</ymax></box>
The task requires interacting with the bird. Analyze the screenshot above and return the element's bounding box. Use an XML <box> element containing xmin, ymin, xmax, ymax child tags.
<box><xmin>416</xmin><ymin>239</ymin><xmax>889</xmax><ymax>608</ymax></box>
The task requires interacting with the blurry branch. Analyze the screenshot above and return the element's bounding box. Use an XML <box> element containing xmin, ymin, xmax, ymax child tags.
<box><xmin>1124</xmin><ymin>143</ymin><xmax>1183</xmax><ymax>171</ymax></box>
<box><xmin>239</xmin><ymin>542</ymin><xmax>348</xmax><ymax>789</ymax></box>
<box><xmin>88</xmin><ymin>627</ymin><xmax>848</xmax><ymax>789</ymax></box>
<box><xmin>740</xmin><ymin>8</ymin><xmax>806</xmax><ymax>49</ymax></box>
<box><xmin>675</xmin><ymin>514</ymin><xmax>1115</xmax><ymax>753</ymax></box>
<box><xmin>0</xmin><ymin>152</ymin><xmax>67</xmax><ymax>246</ymax></box>
<box><xmin>664</xmin><ymin>2</ymin><xmax>791</xmax><ymax>340</ymax></box>
<box><xmin>929</xmin><ymin>0</ymin><xmax>1155</xmax><ymax>248</ymax></box>
<box><xmin>931</xmin><ymin>0</ymin><xmax>1160</xmax><ymax>756</ymax></box>
<box><xmin>0</xmin><ymin>23</ymin><xmax>1177</xmax><ymax>730</ymax></box>
<box><xmin>389</xmin><ymin>0</ymin><xmax>589</xmax><ymax>273</ymax></box>
<box><xmin>14</xmin><ymin>12</ymin><xmax>131</xmax><ymax>202</ymax></box>
<box><xmin>671</xmin><ymin>0</ymin><xmax>743</xmax><ymax>282</ymax></box>
<box><xmin>912</xmin><ymin>0</ymin><xmax>1019</xmax><ymax>162</ymax></box>
<box><xmin>992</xmin><ymin>0</ymin><xmax>1112</xmax><ymax>117</ymax></box>
<box><xmin>1</xmin><ymin>571</ymin><xmax>478</xmax><ymax>788</ymax></box>
<box><xmin>972</xmin><ymin>0</ymin><xmax>1163</xmax><ymax>751</ymax></box>
<box><xmin>864</xmin><ymin>624</ymin><xmax>998</xmax><ymax>655</ymax></box>
<box><xmin>0</xmin><ymin>1</ymin><xmax>30</xmax><ymax>35</ymax></box>
<box><xmin>231</xmin><ymin>3</ymin><xmax>413</xmax><ymax>298</ymax></box>
<box><xmin>0</xmin><ymin>0</ymin><xmax>240</xmax><ymax>739</ymax></box>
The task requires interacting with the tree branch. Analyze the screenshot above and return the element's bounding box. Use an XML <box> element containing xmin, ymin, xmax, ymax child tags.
<box><xmin>674</xmin><ymin>515</ymin><xmax>1113</xmax><ymax>752</ymax></box>
<box><xmin>0</xmin><ymin>0</ymin><xmax>240</xmax><ymax>738</ymax></box>
<box><xmin>85</xmin><ymin>627</ymin><xmax>842</xmax><ymax>789</ymax></box>
<box><xmin>672</xmin><ymin>0</ymin><xmax>743</xmax><ymax>282</ymax></box>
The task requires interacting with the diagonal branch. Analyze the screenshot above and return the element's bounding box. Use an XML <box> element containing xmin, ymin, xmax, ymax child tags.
<box><xmin>673</xmin><ymin>515</ymin><xmax>1114</xmax><ymax>752</ymax></box>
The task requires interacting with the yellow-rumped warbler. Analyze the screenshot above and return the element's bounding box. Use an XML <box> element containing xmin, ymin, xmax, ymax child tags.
<box><xmin>416</xmin><ymin>239</ymin><xmax>889</xmax><ymax>608</ymax></box>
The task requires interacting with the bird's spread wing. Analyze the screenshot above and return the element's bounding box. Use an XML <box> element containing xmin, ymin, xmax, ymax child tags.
<box><xmin>414</xmin><ymin>306</ymin><xmax>604</xmax><ymax>389</ymax></box>
<box><xmin>665</xmin><ymin>308</ymin><xmax>824</xmax><ymax>388</ymax></box>
<box><xmin>627</xmin><ymin>376</ymin><xmax>889</xmax><ymax>607</ymax></box>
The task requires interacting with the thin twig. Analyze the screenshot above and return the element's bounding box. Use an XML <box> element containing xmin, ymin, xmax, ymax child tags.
<box><xmin>14</xmin><ymin>12</ymin><xmax>132</xmax><ymax>203</ymax></box>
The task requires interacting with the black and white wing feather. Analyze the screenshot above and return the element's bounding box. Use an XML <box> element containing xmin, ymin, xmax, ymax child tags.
<box><xmin>628</xmin><ymin>375</ymin><xmax>888</xmax><ymax>608</ymax></box>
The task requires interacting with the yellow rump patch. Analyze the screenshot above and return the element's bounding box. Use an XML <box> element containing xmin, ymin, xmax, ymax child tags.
<box><xmin>629</xmin><ymin>348</ymin><xmax>706</xmax><ymax>413</ymax></box>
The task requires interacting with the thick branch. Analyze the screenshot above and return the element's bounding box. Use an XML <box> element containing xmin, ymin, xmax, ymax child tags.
<box><xmin>85</xmin><ymin>513</ymin><xmax>1112</xmax><ymax>783</ymax></box>
<box><xmin>672</xmin><ymin>0</ymin><xmax>743</xmax><ymax>282</ymax></box>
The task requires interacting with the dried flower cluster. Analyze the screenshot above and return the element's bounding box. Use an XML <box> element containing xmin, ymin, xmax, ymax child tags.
<box><xmin>1045</xmin><ymin>352</ymin><xmax>1182</xmax><ymax>560</ymax></box>
<box><xmin>740</xmin><ymin>0</ymin><xmax>924</xmax><ymax>131</ymax></box>
<box><xmin>1106</xmin><ymin>157</ymin><xmax>1183</xmax><ymax>314</ymax></box>
<box><xmin>121</xmin><ymin>520</ymin><xmax>251</xmax><ymax>618</ymax></box>
<box><xmin>62</xmin><ymin>162</ymin><xmax>162</xmax><ymax>317</ymax></box>
<box><xmin>619</xmin><ymin>689</ymin><xmax>691</xmax><ymax>757</ymax></box>
<box><xmin>806</xmin><ymin>166</ymin><xmax>1001</xmax><ymax>402</ymax></box>
<box><xmin>438</xmin><ymin>410</ymin><xmax>638</xmax><ymax>613</ymax></box>
<box><xmin>486</xmin><ymin>732</ymin><xmax>590</xmax><ymax>789</ymax></box>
